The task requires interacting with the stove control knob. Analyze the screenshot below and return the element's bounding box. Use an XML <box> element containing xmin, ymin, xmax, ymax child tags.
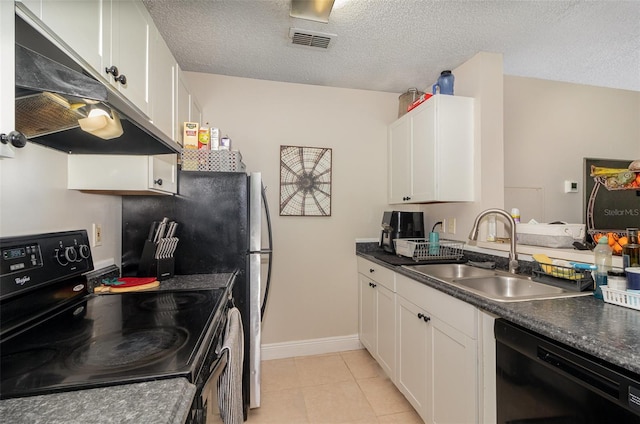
<box><xmin>55</xmin><ymin>248</ymin><xmax>68</xmax><ymax>266</ymax></box>
<box><xmin>65</xmin><ymin>246</ymin><xmax>78</xmax><ymax>263</ymax></box>
<box><xmin>78</xmin><ymin>244</ymin><xmax>91</xmax><ymax>259</ymax></box>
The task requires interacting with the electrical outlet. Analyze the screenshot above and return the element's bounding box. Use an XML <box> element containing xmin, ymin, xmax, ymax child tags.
<box><xmin>92</xmin><ymin>223</ymin><xmax>103</xmax><ymax>247</ymax></box>
<box><xmin>442</xmin><ymin>219</ymin><xmax>447</xmax><ymax>233</ymax></box>
<box><xmin>447</xmin><ymin>218</ymin><xmax>456</xmax><ymax>234</ymax></box>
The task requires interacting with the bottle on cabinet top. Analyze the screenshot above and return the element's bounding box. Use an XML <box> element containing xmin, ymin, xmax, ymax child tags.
<box><xmin>432</xmin><ymin>70</ymin><xmax>454</xmax><ymax>95</ymax></box>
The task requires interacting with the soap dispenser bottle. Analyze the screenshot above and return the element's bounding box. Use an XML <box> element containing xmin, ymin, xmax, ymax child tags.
<box><xmin>593</xmin><ymin>236</ymin><xmax>612</xmax><ymax>299</ymax></box>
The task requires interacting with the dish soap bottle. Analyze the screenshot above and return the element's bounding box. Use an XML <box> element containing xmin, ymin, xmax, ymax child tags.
<box><xmin>593</xmin><ymin>236</ymin><xmax>612</xmax><ymax>299</ymax></box>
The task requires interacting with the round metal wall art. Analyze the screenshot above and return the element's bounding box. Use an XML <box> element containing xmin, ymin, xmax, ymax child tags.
<box><xmin>279</xmin><ymin>145</ymin><xmax>332</xmax><ymax>216</ymax></box>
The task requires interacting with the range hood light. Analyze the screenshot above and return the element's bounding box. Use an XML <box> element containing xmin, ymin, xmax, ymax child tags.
<box><xmin>78</xmin><ymin>107</ymin><xmax>123</xmax><ymax>140</ymax></box>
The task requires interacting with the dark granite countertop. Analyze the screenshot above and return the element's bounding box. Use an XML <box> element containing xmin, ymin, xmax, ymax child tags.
<box><xmin>1</xmin><ymin>272</ymin><xmax>236</xmax><ymax>424</ymax></box>
<box><xmin>357</xmin><ymin>244</ymin><xmax>640</xmax><ymax>376</ymax></box>
<box><xmin>0</xmin><ymin>379</ymin><xmax>195</xmax><ymax>424</ymax></box>
<box><xmin>155</xmin><ymin>272</ymin><xmax>236</xmax><ymax>291</ymax></box>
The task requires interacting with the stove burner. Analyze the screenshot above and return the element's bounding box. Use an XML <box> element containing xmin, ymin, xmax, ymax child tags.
<box><xmin>2</xmin><ymin>348</ymin><xmax>58</xmax><ymax>380</ymax></box>
<box><xmin>138</xmin><ymin>292</ymin><xmax>211</xmax><ymax>312</ymax></box>
<box><xmin>66</xmin><ymin>327</ymin><xmax>188</xmax><ymax>372</ymax></box>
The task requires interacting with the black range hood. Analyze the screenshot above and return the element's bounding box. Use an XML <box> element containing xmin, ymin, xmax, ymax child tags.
<box><xmin>14</xmin><ymin>11</ymin><xmax>180</xmax><ymax>155</ymax></box>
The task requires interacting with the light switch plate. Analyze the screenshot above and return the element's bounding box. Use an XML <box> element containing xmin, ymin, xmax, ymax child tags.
<box><xmin>92</xmin><ymin>223</ymin><xmax>102</xmax><ymax>247</ymax></box>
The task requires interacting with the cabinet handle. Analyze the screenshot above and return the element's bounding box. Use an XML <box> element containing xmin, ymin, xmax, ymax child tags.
<box><xmin>105</xmin><ymin>66</ymin><xmax>127</xmax><ymax>85</ymax></box>
<box><xmin>403</xmin><ymin>196</ymin><xmax>411</xmax><ymax>201</ymax></box>
<box><xmin>0</xmin><ymin>131</ymin><xmax>27</xmax><ymax>148</ymax></box>
<box><xmin>105</xmin><ymin>65</ymin><xmax>120</xmax><ymax>77</ymax></box>
<box><xmin>417</xmin><ymin>312</ymin><xmax>430</xmax><ymax>322</ymax></box>
<box><xmin>154</xmin><ymin>178</ymin><xmax>163</xmax><ymax>186</ymax></box>
<box><xmin>114</xmin><ymin>74</ymin><xmax>127</xmax><ymax>85</ymax></box>
<box><xmin>369</xmin><ymin>268</ymin><xmax>375</xmax><ymax>273</ymax></box>
<box><xmin>369</xmin><ymin>282</ymin><xmax>377</xmax><ymax>288</ymax></box>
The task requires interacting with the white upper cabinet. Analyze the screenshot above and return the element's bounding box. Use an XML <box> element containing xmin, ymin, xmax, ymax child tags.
<box><xmin>388</xmin><ymin>94</ymin><xmax>475</xmax><ymax>204</ymax></box>
<box><xmin>108</xmin><ymin>0</ymin><xmax>151</xmax><ymax>116</ymax></box>
<box><xmin>176</xmin><ymin>66</ymin><xmax>191</xmax><ymax>144</ymax></box>
<box><xmin>150</xmin><ymin>25</ymin><xmax>176</xmax><ymax>141</ymax></box>
<box><xmin>68</xmin><ymin>154</ymin><xmax>177</xmax><ymax>195</ymax></box>
<box><xmin>1</xmin><ymin>0</ymin><xmax>15</xmax><ymax>143</ymax></box>
<box><xmin>38</xmin><ymin>0</ymin><xmax>106</xmax><ymax>76</ymax></box>
<box><xmin>32</xmin><ymin>0</ymin><xmax>151</xmax><ymax>117</ymax></box>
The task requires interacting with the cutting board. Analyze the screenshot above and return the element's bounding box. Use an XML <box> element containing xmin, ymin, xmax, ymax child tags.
<box><xmin>95</xmin><ymin>277</ymin><xmax>159</xmax><ymax>293</ymax></box>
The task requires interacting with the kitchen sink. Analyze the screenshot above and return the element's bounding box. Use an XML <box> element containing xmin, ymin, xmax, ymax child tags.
<box><xmin>408</xmin><ymin>263</ymin><xmax>497</xmax><ymax>280</ymax></box>
<box><xmin>403</xmin><ymin>264</ymin><xmax>591</xmax><ymax>302</ymax></box>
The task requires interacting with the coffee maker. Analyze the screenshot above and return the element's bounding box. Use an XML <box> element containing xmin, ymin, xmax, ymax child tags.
<box><xmin>380</xmin><ymin>211</ymin><xmax>425</xmax><ymax>254</ymax></box>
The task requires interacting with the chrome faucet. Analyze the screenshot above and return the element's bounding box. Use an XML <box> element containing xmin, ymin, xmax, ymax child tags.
<box><xmin>469</xmin><ymin>208</ymin><xmax>519</xmax><ymax>274</ymax></box>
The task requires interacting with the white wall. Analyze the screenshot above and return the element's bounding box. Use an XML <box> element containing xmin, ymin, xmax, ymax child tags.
<box><xmin>0</xmin><ymin>143</ymin><xmax>121</xmax><ymax>267</ymax></box>
<box><xmin>503</xmin><ymin>76</ymin><xmax>640</xmax><ymax>224</ymax></box>
<box><xmin>185</xmin><ymin>72</ymin><xmax>398</xmax><ymax>344</ymax></box>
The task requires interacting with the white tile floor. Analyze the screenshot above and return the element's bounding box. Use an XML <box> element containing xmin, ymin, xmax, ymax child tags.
<box><xmin>246</xmin><ymin>349</ymin><xmax>423</xmax><ymax>424</ymax></box>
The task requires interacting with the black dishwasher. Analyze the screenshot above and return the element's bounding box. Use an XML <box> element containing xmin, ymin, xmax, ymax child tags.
<box><xmin>495</xmin><ymin>319</ymin><xmax>640</xmax><ymax>423</ymax></box>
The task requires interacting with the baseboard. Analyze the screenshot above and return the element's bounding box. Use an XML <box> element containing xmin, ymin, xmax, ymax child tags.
<box><xmin>261</xmin><ymin>334</ymin><xmax>363</xmax><ymax>360</ymax></box>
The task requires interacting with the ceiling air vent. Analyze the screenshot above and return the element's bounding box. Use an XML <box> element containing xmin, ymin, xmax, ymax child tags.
<box><xmin>289</xmin><ymin>28</ymin><xmax>336</xmax><ymax>50</ymax></box>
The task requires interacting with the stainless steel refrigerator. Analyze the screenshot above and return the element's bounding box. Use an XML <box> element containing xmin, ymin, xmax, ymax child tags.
<box><xmin>121</xmin><ymin>171</ymin><xmax>272</xmax><ymax>412</ymax></box>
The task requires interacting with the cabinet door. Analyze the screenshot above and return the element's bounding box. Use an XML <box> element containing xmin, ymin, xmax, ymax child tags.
<box><xmin>1</xmin><ymin>0</ymin><xmax>15</xmax><ymax>156</ymax></box>
<box><xmin>358</xmin><ymin>273</ymin><xmax>377</xmax><ymax>355</ymax></box>
<box><xmin>18</xmin><ymin>0</ymin><xmax>42</xmax><ymax>18</ymax></box>
<box><xmin>110</xmin><ymin>0</ymin><xmax>150</xmax><ymax>116</ymax></box>
<box><xmin>176</xmin><ymin>67</ymin><xmax>191</xmax><ymax>146</ymax></box>
<box><xmin>388</xmin><ymin>114</ymin><xmax>412</xmax><ymax>204</ymax></box>
<box><xmin>149</xmin><ymin>154</ymin><xmax>177</xmax><ymax>194</ymax></box>
<box><xmin>430</xmin><ymin>317</ymin><xmax>477</xmax><ymax>424</ymax></box>
<box><xmin>396</xmin><ymin>295</ymin><xmax>429</xmax><ymax>420</ymax></box>
<box><xmin>149</xmin><ymin>25</ymin><xmax>176</xmax><ymax>141</ymax></box>
<box><xmin>40</xmin><ymin>0</ymin><xmax>105</xmax><ymax>73</ymax></box>
<box><xmin>411</xmin><ymin>101</ymin><xmax>436</xmax><ymax>201</ymax></box>
<box><xmin>376</xmin><ymin>283</ymin><xmax>395</xmax><ymax>381</ymax></box>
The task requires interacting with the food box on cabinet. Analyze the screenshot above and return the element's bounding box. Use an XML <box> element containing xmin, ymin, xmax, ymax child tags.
<box><xmin>183</xmin><ymin>122</ymin><xmax>199</xmax><ymax>149</ymax></box>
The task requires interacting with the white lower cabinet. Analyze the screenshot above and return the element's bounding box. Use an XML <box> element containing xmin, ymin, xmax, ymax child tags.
<box><xmin>357</xmin><ymin>257</ymin><xmax>396</xmax><ymax>380</ymax></box>
<box><xmin>68</xmin><ymin>154</ymin><xmax>177</xmax><ymax>195</ymax></box>
<box><xmin>396</xmin><ymin>273</ymin><xmax>478</xmax><ymax>424</ymax></box>
<box><xmin>358</xmin><ymin>258</ymin><xmax>481</xmax><ymax>423</ymax></box>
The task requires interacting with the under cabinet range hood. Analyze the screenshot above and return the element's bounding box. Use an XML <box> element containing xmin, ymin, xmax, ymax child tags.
<box><xmin>14</xmin><ymin>11</ymin><xmax>180</xmax><ymax>155</ymax></box>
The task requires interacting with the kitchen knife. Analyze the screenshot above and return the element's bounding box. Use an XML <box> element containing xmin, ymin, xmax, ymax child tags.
<box><xmin>154</xmin><ymin>217</ymin><xmax>169</xmax><ymax>243</ymax></box>
<box><xmin>147</xmin><ymin>221</ymin><xmax>158</xmax><ymax>241</ymax></box>
<box><xmin>167</xmin><ymin>222</ymin><xmax>178</xmax><ymax>237</ymax></box>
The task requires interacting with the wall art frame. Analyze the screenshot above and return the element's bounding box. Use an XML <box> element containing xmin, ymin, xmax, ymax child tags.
<box><xmin>279</xmin><ymin>145</ymin><xmax>332</xmax><ymax>216</ymax></box>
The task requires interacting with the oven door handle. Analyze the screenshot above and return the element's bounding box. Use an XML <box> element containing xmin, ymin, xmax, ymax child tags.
<box><xmin>209</xmin><ymin>350</ymin><xmax>228</xmax><ymax>376</ymax></box>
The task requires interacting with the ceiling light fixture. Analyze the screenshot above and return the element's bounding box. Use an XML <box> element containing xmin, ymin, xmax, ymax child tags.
<box><xmin>78</xmin><ymin>106</ymin><xmax>123</xmax><ymax>140</ymax></box>
<box><xmin>290</xmin><ymin>0</ymin><xmax>335</xmax><ymax>23</ymax></box>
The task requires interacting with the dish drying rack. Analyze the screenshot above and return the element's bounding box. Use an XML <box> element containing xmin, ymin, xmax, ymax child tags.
<box><xmin>531</xmin><ymin>262</ymin><xmax>593</xmax><ymax>292</ymax></box>
<box><xmin>394</xmin><ymin>238</ymin><xmax>464</xmax><ymax>262</ymax></box>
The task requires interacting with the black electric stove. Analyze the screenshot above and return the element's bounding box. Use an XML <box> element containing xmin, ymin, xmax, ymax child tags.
<box><xmin>0</xmin><ymin>230</ymin><xmax>228</xmax><ymax>401</ymax></box>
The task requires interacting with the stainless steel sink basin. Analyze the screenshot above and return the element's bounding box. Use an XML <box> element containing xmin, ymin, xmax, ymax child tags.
<box><xmin>407</xmin><ymin>263</ymin><xmax>497</xmax><ymax>280</ymax></box>
<box><xmin>451</xmin><ymin>275</ymin><xmax>583</xmax><ymax>302</ymax></box>
<box><xmin>403</xmin><ymin>264</ymin><xmax>591</xmax><ymax>302</ymax></box>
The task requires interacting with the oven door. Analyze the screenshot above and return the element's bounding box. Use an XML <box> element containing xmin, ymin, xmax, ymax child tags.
<box><xmin>202</xmin><ymin>352</ymin><xmax>228</xmax><ymax>424</ymax></box>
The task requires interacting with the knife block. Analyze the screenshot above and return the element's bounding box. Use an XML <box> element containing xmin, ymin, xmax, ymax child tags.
<box><xmin>137</xmin><ymin>240</ymin><xmax>175</xmax><ymax>281</ymax></box>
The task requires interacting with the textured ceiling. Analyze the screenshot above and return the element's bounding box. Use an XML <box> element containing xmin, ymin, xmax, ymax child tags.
<box><xmin>143</xmin><ymin>0</ymin><xmax>640</xmax><ymax>94</ymax></box>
